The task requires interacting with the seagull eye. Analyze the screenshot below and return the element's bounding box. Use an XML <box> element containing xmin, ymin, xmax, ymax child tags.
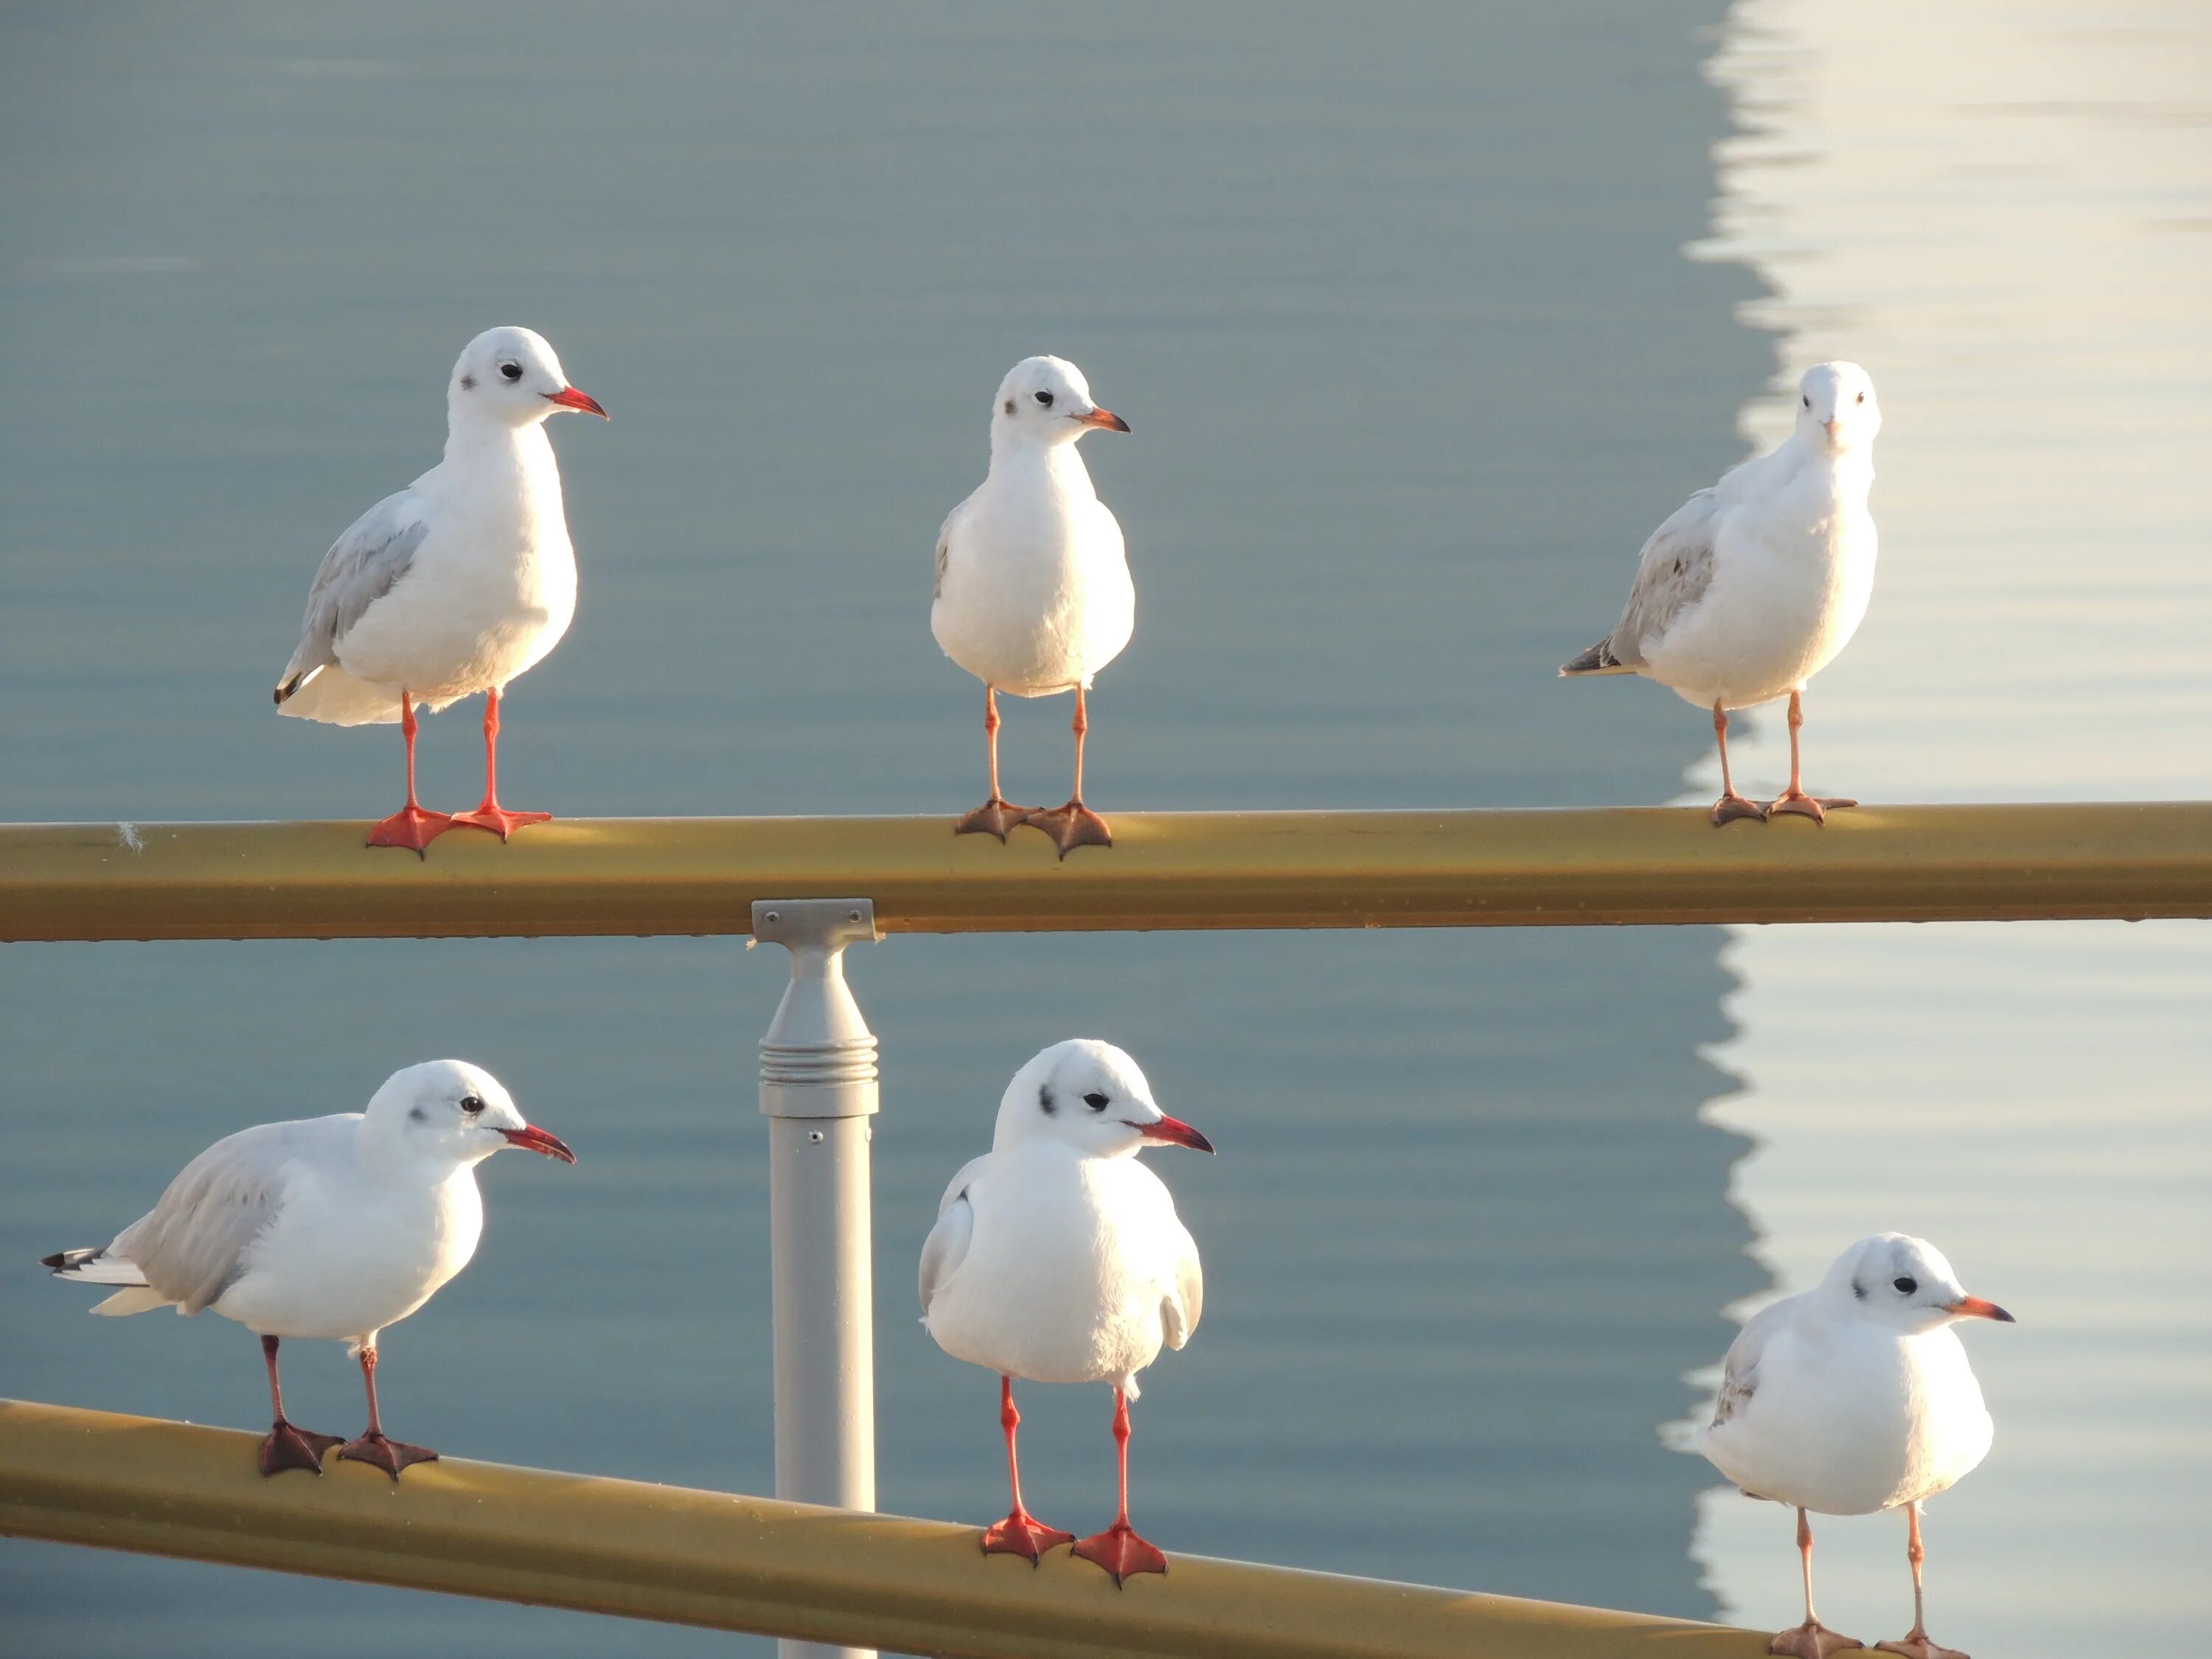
<box><xmin>1892</xmin><ymin>1275</ymin><xmax>1917</xmax><ymax>1295</ymax></box>
<box><xmin>1083</xmin><ymin>1092</ymin><xmax>1110</xmax><ymax>1111</ymax></box>
<box><xmin>1855</xmin><ymin>391</ymin><xmax>1865</xmax><ymax>404</ymax></box>
<box><xmin>460</xmin><ymin>1095</ymin><xmax>487</xmax><ymax>1116</ymax></box>
<box><xmin>1034</xmin><ymin>390</ymin><xmax>1054</xmax><ymax>408</ymax></box>
<box><xmin>499</xmin><ymin>362</ymin><xmax>524</xmax><ymax>383</ymax></box>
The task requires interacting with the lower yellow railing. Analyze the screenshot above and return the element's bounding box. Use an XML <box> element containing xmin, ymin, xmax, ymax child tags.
<box><xmin>0</xmin><ymin>1399</ymin><xmax>1756</xmax><ymax>1658</ymax></box>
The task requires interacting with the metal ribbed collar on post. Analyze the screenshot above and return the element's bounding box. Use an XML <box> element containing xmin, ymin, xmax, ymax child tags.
<box><xmin>755</xmin><ymin>899</ymin><xmax>880</xmax><ymax>1114</ymax></box>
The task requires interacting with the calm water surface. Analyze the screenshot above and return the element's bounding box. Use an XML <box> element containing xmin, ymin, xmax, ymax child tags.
<box><xmin>0</xmin><ymin>4</ymin><xmax>2202</xmax><ymax>1657</ymax></box>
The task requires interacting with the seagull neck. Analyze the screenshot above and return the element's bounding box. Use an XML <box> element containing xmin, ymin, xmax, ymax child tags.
<box><xmin>443</xmin><ymin>406</ymin><xmax>549</xmax><ymax>470</ymax></box>
<box><xmin>987</xmin><ymin>430</ymin><xmax>1090</xmax><ymax>491</ymax></box>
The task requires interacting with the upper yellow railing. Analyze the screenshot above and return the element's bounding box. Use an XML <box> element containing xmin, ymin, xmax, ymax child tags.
<box><xmin>4</xmin><ymin>801</ymin><xmax>2211</xmax><ymax>941</ymax></box>
<box><xmin>0</xmin><ymin>1399</ymin><xmax>1759</xmax><ymax>1659</ymax></box>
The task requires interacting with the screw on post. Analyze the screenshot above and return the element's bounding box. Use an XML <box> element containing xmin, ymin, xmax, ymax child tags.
<box><xmin>753</xmin><ymin>898</ymin><xmax>880</xmax><ymax>1659</ymax></box>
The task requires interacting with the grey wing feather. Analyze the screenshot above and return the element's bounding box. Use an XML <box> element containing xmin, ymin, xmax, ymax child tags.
<box><xmin>109</xmin><ymin>1120</ymin><xmax>313</xmax><ymax>1315</ymax></box>
<box><xmin>918</xmin><ymin>1153</ymin><xmax>990</xmax><ymax>1313</ymax></box>
<box><xmin>274</xmin><ymin>488</ymin><xmax>431</xmax><ymax>701</ymax></box>
<box><xmin>1709</xmin><ymin>1294</ymin><xmax>1794</xmax><ymax>1429</ymax></box>
<box><xmin>1161</xmin><ymin>1217</ymin><xmax>1203</xmax><ymax>1350</ymax></box>
<box><xmin>1562</xmin><ymin>489</ymin><xmax>1722</xmax><ymax>675</ymax></box>
<box><xmin>931</xmin><ymin>502</ymin><xmax>963</xmax><ymax>602</ymax></box>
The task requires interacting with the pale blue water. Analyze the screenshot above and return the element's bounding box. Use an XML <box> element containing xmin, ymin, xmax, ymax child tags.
<box><xmin>4</xmin><ymin>2</ymin><xmax>1801</xmax><ymax>1652</ymax></box>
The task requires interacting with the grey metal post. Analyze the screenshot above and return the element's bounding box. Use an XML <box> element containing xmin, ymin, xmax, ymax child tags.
<box><xmin>754</xmin><ymin>899</ymin><xmax>880</xmax><ymax>1659</ymax></box>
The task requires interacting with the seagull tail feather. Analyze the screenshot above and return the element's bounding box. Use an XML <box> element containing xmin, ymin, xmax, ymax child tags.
<box><xmin>1559</xmin><ymin>638</ymin><xmax>1635</xmax><ymax>677</ymax></box>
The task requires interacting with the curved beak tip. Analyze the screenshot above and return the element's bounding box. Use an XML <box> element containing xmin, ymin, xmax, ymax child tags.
<box><xmin>501</xmin><ymin>1124</ymin><xmax>577</xmax><ymax>1164</ymax></box>
<box><xmin>546</xmin><ymin>386</ymin><xmax>610</xmax><ymax>419</ymax></box>
<box><xmin>1134</xmin><ymin>1113</ymin><xmax>1214</xmax><ymax>1154</ymax></box>
<box><xmin>1079</xmin><ymin>407</ymin><xmax>1130</xmax><ymax>433</ymax></box>
<box><xmin>1947</xmin><ymin>1296</ymin><xmax>2014</xmax><ymax>1324</ymax></box>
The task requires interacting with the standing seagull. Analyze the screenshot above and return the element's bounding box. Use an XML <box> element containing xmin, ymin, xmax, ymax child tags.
<box><xmin>1697</xmin><ymin>1234</ymin><xmax>2014</xmax><ymax>1658</ymax></box>
<box><xmin>931</xmin><ymin>355</ymin><xmax>1133</xmax><ymax>855</ymax></box>
<box><xmin>1562</xmin><ymin>362</ymin><xmax>1880</xmax><ymax>824</ymax></box>
<box><xmin>274</xmin><ymin>326</ymin><xmax>608</xmax><ymax>853</ymax></box>
<box><xmin>919</xmin><ymin>1040</ymin><xmax>1211</xmax><ymax>1582</ymax></box>
<box><xmin>42</xmin><ymin>1060</ymin><xmax>574</xmax><ymax>1479</ymax></box>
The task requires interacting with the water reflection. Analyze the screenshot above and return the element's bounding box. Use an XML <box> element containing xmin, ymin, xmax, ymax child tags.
<box><xmin>0</xmin><ymin>4</ymin><xmax>1761</xmax><ymax>1650</ymax></box>
<box><xmin>1691</xmin><ymin>4</ymin><xmax>2212</xmax><ymax>1653</ymax></box>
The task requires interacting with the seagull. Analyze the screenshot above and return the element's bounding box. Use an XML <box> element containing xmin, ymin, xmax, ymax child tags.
<box><xmin>1697</xmin><ymin>1234</ymin><xmax>2014</xmax><ymax>1658</ymax></box>
<box><xmin>931</xmin><ymin>355</ymin><xmax>1133</xmax><ymax>856</ymax></box>
<box><xmin>1562</xmin><ymin>361</ymin><xmax>1880</xmax><ymax>825</ymax></box>
<box><xmin>274</xmin><ymin>326</ymin><xmax>608</xmax><ymax>854</ymax></box>
<box><xmin>41</xmin><ymin>1060</ymin><xmax>574</xmax><ymax>1479</ymax></box>
<box><xmin>919</xmin><ymin>1039</ymin><xmax>1211</xmax><ymax>1583</ymax></box>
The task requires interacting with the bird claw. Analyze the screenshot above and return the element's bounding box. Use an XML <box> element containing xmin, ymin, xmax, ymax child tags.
<box><xmin>449</xmin><ymin>805</ymin><xmax>553</xmax><ymax>841</ymax></box>
<box><xmin>336</xmin><ymin>1430</ymin><xmax>439</xmax><ymax>1479</ymax></box>
<box><xmin>954</xmin><ymin>799</ymin><xmax>1035</xmax><ymax>842</ymax></box>
<box><xmin>257</xmin><ymin>1419</ymin><xmax>344</xmax><ymax>1477</ymax></box>
<box><xmin>981</xmin><ymin>1508</ymin><xmax>1076</xmax><ymax>1564</ymax></box>
<box><xmin>1876</xmin><ymin>1637</ymin><xmax>1968</xmax><ymax>1659</ymax></box>
<box><xmin>1711</xmin><ymin>793</ymin><xmax>1770</xmax><ymax>826</ymax></box>
<box><xmin>1071</xmin><ymin>1520</ymin><xmax>1167</xmax><ymax>1585</ymax></box>
<box><xmin>1770</xmin><ymin>792</ymin><xmax>1857</xmax><ymax>824</ymax></box>
<box><xmin>1020</xmin><ymin>801</ymin><xmax>1113</xmax><ymax>858</ymax></box>
<box><xmin>1770</xmin><ymin>1621</ymin><xmax>1865</xmax><ymax>1657</ymax></box>
<box><xmin>366</xmin><ymin>804</ymin><xmax>454</xmax><ymax>856</ymax></box>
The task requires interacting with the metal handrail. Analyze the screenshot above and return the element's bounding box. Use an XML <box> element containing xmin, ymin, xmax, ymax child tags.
<box><xmin>0</xmin><ymin>1399</ymin><xmax>1759</xmax><ymax>1658</ymax></box>
<box><xmin>5</xmin><ymin>801</ymin><xmax>2211</xmax><ymax>941</ymax></box>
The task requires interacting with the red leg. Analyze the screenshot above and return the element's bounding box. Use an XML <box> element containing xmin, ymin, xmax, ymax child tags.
<box><xmin>366</xmin><ymin>691</ymin><xmax>454</xmax><ymax>855</ymax></box>
<box><xmin>1071</xmin><ymin>1387</ymin><xmax>1167</xmax><ymax>1585</ymax></box>
<box><xmin>955</xmin><ymin>686</ymin><xmax>1033</xmax><ymax>840</ymax></box>
<box><xmin>1877</xmin><ymin>1504</ymin><xmax>1967</xmax><ymax>1659</ymax></box>
<box><xmin>451</xmin><ymin>686</ymin><xmax>553</xmax><ymax>840</ymax></box>
<box><xmin>1710</xmin><ymin>700</ymin><xmax>1767</xmax><ymax>825</ymax></box>
<box><xmin>979</xmin><ymin>1377</ymin><xmax>1074</xmax><ymax>1562</ymax></box>
<box><xmin>1770</xmin><ymin>1506</ymin><xmax>1864</xmax><ymax>1656</ymax></box>
<box><xmin>1021</xmin><ymin>685</ymin><xmax>1113</xmax><ymax>856</ymax></box>
<box><xmin>1771</xmin><ymin>689</ymin><xmax>1857</xmax><ymax>823</ymax></box>
<box><xmin>336</xmin><ymin>1345</ymin><xmax>439</xmax><ymax>1478</ymax></box>
<box><xmin>255</xmin><ymin>1334</ymin><xmax>342</xmax><ymax>1477</ymax></box>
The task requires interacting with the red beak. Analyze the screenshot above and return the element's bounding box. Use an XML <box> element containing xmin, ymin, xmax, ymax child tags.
<box><xmin>499</xmin><ymin>1123</ymin><xmax>577</xmax><ymax>1164</ymax></box>
<box><xmin>1944</xmin><ymin>1295</ymin><xmax>2014</xmax><ymax>1323</ymax></box>
<box><xmin>1132</xmin><ymin>1113</ymin><xmax>1214</xmax><ymax>1153</ymax></box>
<box><xmin>544</xmin><ymin>385</ymin><xmax>609</xmax><ymax>418</ymax></box>
<box><xmin>1077</xmin><ymin>406</ymin><xmax>1130</xmax><ymax>432</ymax></box>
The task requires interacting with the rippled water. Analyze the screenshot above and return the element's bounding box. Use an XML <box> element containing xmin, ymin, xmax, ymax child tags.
<box><xmin>0</xmin><ymin>4</ymin><xmax>2202</xmax><ymax>1656</ymax></box>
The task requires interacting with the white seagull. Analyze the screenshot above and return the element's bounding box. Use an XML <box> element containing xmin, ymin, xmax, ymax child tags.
<box><xmin>1697</xmin><ymin>1234</ymin><xmax>2014</xmax><ymax>1659</ymax></box>
<box><xmin>42</xmin><ymin>1060</ymin><xmax>574</xmax><ymax>1479</ymax></box>
<box><xmin>931</xmin><ymin>355</ymin><xmax>1133</xmax><ymax>855</ymax></box>
<box><xmin>1562</xmin><ymin>361</ymin><xmax>1880</xmax><ymax>824</ymax></box>
<box><xmin>274</xmin><ymin>326</ymin><xmax>608</xmax><ymax>854</ymax></box>
<box><xmin>919</xmin><ymin>1039</ymin><xmax>1211</xmax><ymax>1583</ymax></box>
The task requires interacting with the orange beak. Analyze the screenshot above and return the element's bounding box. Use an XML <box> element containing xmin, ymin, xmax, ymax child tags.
<box><xmin>544</xmin><ymin>386</ymin><xmax>609</xmax><ymax>419</ymax></box>
<box><xmin>1944</xmin><ymin>1295</ymin><xmax>2014</xmax><ymax>1323</ymax></box>
<box><xmin>1133</xmin><ymin>1113</ymin><xmax>1214</xmax><ymax>1153</ymax></box>
<box><xmin>499</xmin><ymin>1123</ymin><xmax>577</xmax><ymax>1164</ymax></box>
<box><xmin>1077</xmin><ymin>406</ymin><xmax>1130</xmax><ymax>433</ymax></box>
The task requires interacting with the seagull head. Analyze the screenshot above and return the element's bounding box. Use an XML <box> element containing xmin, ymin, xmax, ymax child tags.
<box><xmin>448</xmin><ymin>326</ymin><xmax>608</xmax><ymax>428</ymax></box>
<box><xmin>992</xmin><ymin>1038</ymin><xmax>1213</xmax><ymax>1161</ymax></box>
<box><xmin>366</xmin><ymin>1059</ymin><xmax>577</xmax><ymax>1169</ymax></box>
<box><xmin>989</xmin><ymin>355</ymin><xmax>1128</xmax><ymax>453</ymax></box>
<box><xmin>1795</xmin><ymin>361</ymin><xmax>1879</xmax><ymax>455</ymax></box>
<box><xmin>1821</xmin><ymin>1233</ymin><xmax>2012</xmax><ymax>1334</ymax></box>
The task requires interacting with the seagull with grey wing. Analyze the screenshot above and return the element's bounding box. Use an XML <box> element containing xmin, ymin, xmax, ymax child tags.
<box><xmin>273</xmin><ymin>326</ymin><xmax>608</xmax><ymax>853</ymax></box>
<box><xmin>43</xmin><ymin>1060</ymin><xmax>575</xmax><ymax>1479</ymax></box>
<box><xmin>1562</xmin><ymin>362</ymin><xmax>1880</xmax><ymax>825</ymax></box>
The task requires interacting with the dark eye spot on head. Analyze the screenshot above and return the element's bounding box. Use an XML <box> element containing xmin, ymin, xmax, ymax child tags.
<box><xmin>1083</xmin><ymin>1091</ymin><xmax>1110</xmax><ymax>1111</ymax></box>
<box><xmin>459</xmin><ymin>373</ymin><xmax>476</xmax><ymax>392</ymax></box>
<box><xmin>1037</xmin><ymin>1083</ymin><xmax>1056</xmax><ymax>1116</ymax></box>
<box><xmin>1802</xmin><ymin>394</ymin><xmax>1811</xmax><ymax>408</ymax></box>
<box><xmin>1893</xmin><ymin>1276</ymin><xmax>1917</xmax><ymax>1295</ymax></box>
<box><xmin>1003</xmin><ymin>398</ymin><xmax>1015</xmax><ymax>415</ymax></box>
<box><xmin>1856</xmin><ymin>391</ymin><xmax>1865</xmax><ymax>403</ymax></box>
<box><xmin>1034</xmin><ymin>390</ymin><xmax>1054</xmax><ymax>408</ymax></box>
<box><xmin>1852</xmin><ymin>1278</ymin><xmax>1868</xmax><ymax>1301</ymax></box>
<box><xmin>408</xmin><ymin>1106</ymin><xmax>428</xmax><ymax>1123</ymax></box>
<box><xmin>461</xmin><ymin>1094</ymin><xmax>486</xmax><ymax>1116</ymax></box>
<box><xmin>499</xmin><ymin>361</ymin><xmax>523</xmax><ymax>383</ymax></box>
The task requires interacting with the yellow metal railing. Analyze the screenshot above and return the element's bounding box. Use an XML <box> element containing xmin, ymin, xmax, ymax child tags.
<box><xmin>0</xmin><ymin>1399</ymin><xmax>1758</xmax><ymax>1658</ymax></box>
<box><xmin>4</xmin><ymin>801</ymin><xmax>2211</xmax><ymax>941</ymax></box>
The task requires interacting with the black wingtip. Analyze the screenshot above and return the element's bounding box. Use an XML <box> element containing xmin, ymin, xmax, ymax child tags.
<box><xmin>38</xmin><ymin>1251</ymin><xmax>66</xmax><ymax>1270</ymax></box>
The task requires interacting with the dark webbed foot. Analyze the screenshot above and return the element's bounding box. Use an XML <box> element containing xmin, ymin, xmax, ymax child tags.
<box><xmin>1711</xmin><ymin>793</ymin><xmax>1770</xmax><ymax>826</ymax></box>
<box><xmin>1020</xmin><ymin>801</ymin><xmax>1113</xmax><ymax>857</ymax></box>
<box><xmin>1770</xmin><ymin>791</ymin><xmax>1857</xmax><ymax>824</ymax></box>
<box><xmin>336</xmin><ymin>1430</ymin><xmax>439</xmax><ymax>1479</ymax></box>
<box><xmin>954</xmin><ymin>798</ymin><xmax>1034</xmax><ymax>841</ymax></box>
<box><xmin>1770</xmin><ymin>1621</ymin><xmax>1865</xmax><ymax>1657</ymax></box>
<box><xmin>258</xmin><ymin>1419</ymin><xmax>344</xmax><ymax>1477</ymax></box>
